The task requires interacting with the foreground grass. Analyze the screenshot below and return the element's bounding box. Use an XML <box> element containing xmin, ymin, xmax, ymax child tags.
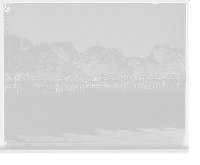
<box><xmin>5</xmin><ymin>91</ymin><xmax>186</xmax><ymax>149</ymax></box>
<box><xmin>14</xmin><ymin>128</ymin><xmax>185</xmax><ymax>147</ymax></box>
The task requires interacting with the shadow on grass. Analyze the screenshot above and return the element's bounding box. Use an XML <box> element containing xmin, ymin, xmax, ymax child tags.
<box><xmin>7</xmin><ymin>128</ymin><xmax>185</xmax><ymax>146</ymax></box>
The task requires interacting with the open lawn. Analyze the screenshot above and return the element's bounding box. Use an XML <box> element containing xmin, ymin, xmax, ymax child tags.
<box><xmin>4</xmin><ymin>90</ymin><xmax>186</xmax><ymax>148</ymax></box>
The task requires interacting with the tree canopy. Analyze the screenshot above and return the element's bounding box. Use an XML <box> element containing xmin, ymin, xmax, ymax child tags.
<box><xmin>4</xmin><ymin>35</ymin><xmax>186</xmax><ymax>75</ymax></box>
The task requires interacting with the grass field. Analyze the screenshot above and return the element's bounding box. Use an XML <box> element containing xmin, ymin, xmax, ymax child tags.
<box><xmin>4</xmin><ymin>90</ymin><xmax>186</xmax><ymax>147</ymax></box>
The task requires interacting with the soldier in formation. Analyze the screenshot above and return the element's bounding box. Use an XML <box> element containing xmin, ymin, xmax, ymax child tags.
<box><xmin>136</xmin><ymin>77</ymin><xmax>183</xmax><ymax>91</ymax></box>
<box><xmin>17</xmin><ymin>77</ymin><xmax>85</xmax><ymax>93</ymax></box>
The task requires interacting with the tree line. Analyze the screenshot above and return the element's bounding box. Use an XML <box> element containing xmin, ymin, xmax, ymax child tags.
<box><xmin>4</xmin><ymin>34</ymin><xmax>186</xmax><ymax>76</ymax></box>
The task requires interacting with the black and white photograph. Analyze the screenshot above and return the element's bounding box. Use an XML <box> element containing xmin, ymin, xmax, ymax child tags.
<box><xmin>1</xmin><ymin>1</ymin><xmax>188</xmax><ymax>151</ymax></box>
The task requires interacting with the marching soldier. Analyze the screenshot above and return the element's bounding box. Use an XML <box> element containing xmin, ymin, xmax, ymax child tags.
<box><xmin>110</xmin><ymin>78</ymin><xmax>113</xmax><ymax>88</ymax></box>
<box><xmin>106</xmin><ymin>79</ymin><xmax>108</xmax><ymax>88</ymax></box>
<box><xmin>62</xmin><ymin>78</ymin><xmax>65</xmax><ymax>92</ymax></box>
<box><xmin>69</xmin><ymin>79</ymin><xmax>72</xmax><ymax>92</ymax></box>
<box><xmin>140</xmin><ymin>79</ymin><xmax>144</xmax><ymax>89</ymax></box>
<box><xmin>38</xmin><ymin>79</ymin><xmax>41</xmax><ymax>92</ymax></box>
<box><xmin>49</xmin><ymin>79</ymin><xmax>56</xmax><ymax>93</ymax></box>
<box><xmin>91</xmin><ymin>80</ymin><xmax>94</xmax><ymax>87</ymax></box>
<box><xmin>50</xmin><ymin>79</ymin><xmax>57</xmax><ymax>93</ymax></box>
<box><xmin>133</xmin><ymin>82</ymin><xmax>137</xmax><ymax>91</ymax></box>
<box><xmin>130</xmin><ymin>81</ymin><xmax>134</xmax><ymax>92</ymax></box>
<box><xmin>148</xmin><ymin>79</ymin><xmax>151</xmax><ymax>89</ymax></box>
<box><xmin>154</xmin><ymin>78</ymin><xmax>158</xmax><ymax>89</ymax></box>
<box><xmin>58</xmin><ymin>79</ymin><xmax>61</xmax><ymax>93</ymax></box>
<box><xmin>45</xmin><ymin>78</ymin><xmax>50</xmax><ymax>93</ymax></box>
<box><xmin>72</xmin><ymin>79</ymin><xmax>75</xmax><ymax>92</ymax></box>
<box><xmin>78</xmin><ymin>79</ymin><xmax>82</xmax><ymax>92</ymax></box>
<box><xmin>44</xmin><ymin>79</ymin><xmax>47</xmax><ymax>93</ymax></box>
<box><xmin>64</xmin><ymin>78</ymin><xmax>67</xmax><ymax>92</ymax></box>
<box><xmin>113</xmin><ymin>78</ymin><xmax>117</xmax><ymax>88</ymax></box>
<box><xmin>41</xmin><ymin>79</ymin><xmax>44</xmax><ymax>92</ymax></box>
<box><xmin>119</xmin><ymin>78</ymin><xmax>123</xmax><ymax>91</ymax></box>
<box><xmin>142</xmin><ymin>79</ymin><xmax>146</xmax><ymax>89</ymax></box>
<box><xmin>172</xmin><ymin>78</ymin><xmax>176</xmax><ymax>89</ymax></box>
<box><xmin>162</xmin><ymin>80</ymin><xmax>166</xmax><ymax>91</ymax></box>
<box><xmin>32</xmin><ymin>79</ymin><xmax>35</xmax><ymax>92</ymax></box>
<box><xmin>16</xmin><ymin>81</ymin><xmax>20</xmax><ymax>93</ymax></box>
<box><xmin>121</xmin><ymin>79</ymin><xmax>126</xmax><ymax>92</ymax></box>
<box><xmin>65</xmin><ymin>79</ymin><xmax>69</xmax><ymax>92</ymax></box>
<box><xmin>46</xmin><ymin>79</ymin><xmax>50</xmax><ymax>93</ymax></box>
<box><xmin>25</xmin><ymin>79</ymin><xmax>28</xmax><ymax>91</ymax></box>
<box><xmin>29</xmin><ymin>80</ymin><xmax>32</xmax><ymax>91</ymax></box>
<box><xmin>168</xmin><ymin>79</ymin><xmax>172</xmax><ymax>90</ymax></box>
<box><xmin>37</xmin><ymin>79</ymin><xmax>40</xmax><ymax>92</ymax></box>
<box><xmin>74</xmin><ymin>80</ymin><xmax>78</xmax><ymax>92</ymax></box>
<box><xmin>165</xmin><ymin>78</ymin><xmax>169</xmax><ymax>89</ymax></box>
<box><xmin>135</xmin><ymin>80</ymin><xmax>139</xmax><ymax>90</ymax></box>
<box><xmin>35</xmin><ymin>79</ymin><xmax>38</xmax><ymax>92</ymax></box>
<box><xmin>54</xmin><ymin>80</ymin><xmax>58</xmax><ymax>93</ymax></box>
<box><xmin>107</xmin><ymin>78</ymin><xmax>110</xmax><ymax>88</ymax></box>
<box><xmin>81</xmin><ymin>78</ymin><xmax>86</xmax><ymax>93</ymax></box>
<box><xmin>176</xmin><ymin>79</ymin><xmax>180</xmax><ymax>91</ymax></box>
<box><xmin>158</xmin><ymin>79</ymin><xmax>162</xmax><ymax>90</ymax></box>
<box><xmin>151</xmin><ymin>79</ymin><xmax>155</xmax><ymax>89</ymax></box>
<box><xmin>126</xmin><ymin>79</ymin><xmax>131</xmax><ymax>92</ymax></box>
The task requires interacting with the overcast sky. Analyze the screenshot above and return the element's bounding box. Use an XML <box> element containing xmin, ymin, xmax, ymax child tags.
<box><xmin>8</xmin><ymin>3</ymin><xmax>186</xmax><ymax>57</ymax></box>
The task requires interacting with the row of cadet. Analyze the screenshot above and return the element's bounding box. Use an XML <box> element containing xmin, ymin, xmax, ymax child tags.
<box><xmin>106</xmin><ymin>79</ymin><xmax>137</xmax><ymax>92</ymax></box>
<box><xmin>106</xmin><ymin>79</ymin><xmax>186</xmax><ymax>91</ymax></box>
<box><xmin>17</xmin><ymin>80</ymin><xmax>85</xmax><ymax>93</ymax></box>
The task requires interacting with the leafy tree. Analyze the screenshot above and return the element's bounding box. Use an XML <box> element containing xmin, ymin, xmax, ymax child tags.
<box><xmin>150</xmin><ymin>44</ymin><xmax>171</xmax><ymax>73</ymax></box>
<box><xmin>4</xmin><ymin>34</ymin><xmax>33</xmax><ymax>73</ymax></box>
<box><xmin>72</xmin><ymin>53</ymin><xmax>89</xmax><ymax>74</ymax></box>
<box><xmin>35</xmin><ymin>43</ymin><xmax>58</xmax><ymax>76</ymax></box>
<box><xmin>78</xmin><ymin>45</ymin><xmax>107</xmax><ymax>74</ymax></box>
<box><xmin>144</xmin><ymin>56</ymin><xmax>161</xmax><ymax>74</ymax></box>
<box><xmin>82</xmin><ymin>46</ymin><xmax>127</xmax><ymax>74</ymax></box>
<box><xmin>105</xmin><ymin>48</ymin><xmax>126</xmax><ymax>73</ymax></box>
<box><xmin>148</xmin><ymin>44</ymin><xmax>185</xmax><ymax>74</ymax></box>
<box><xmin>126</xmin><ymin>57</ymin><xmax>146</xmax><ymax>73</ymax></box>
<box><xmin>51</xmin><ymin>42</ymin><xmax>78</xmax><ymax>74</ymax></box>
<box><xmin>4</xmin><ymin>35</ymin><xmax>185</xmax><ymax>76</ymax></box>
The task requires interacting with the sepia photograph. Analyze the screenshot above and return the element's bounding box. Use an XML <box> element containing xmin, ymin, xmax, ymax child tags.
<box><xmin>1</xmin><ymin>1</ymin><xmax>188</xmax><ymax>151</ymax></box>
